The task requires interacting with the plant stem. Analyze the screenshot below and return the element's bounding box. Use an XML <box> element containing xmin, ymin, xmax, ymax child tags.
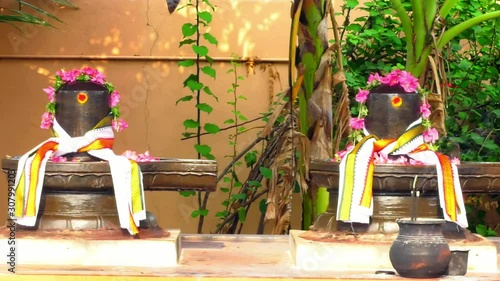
<box><xmin>194</xmin><ymin>0</ymin><xmax>204</xmax><ymax>234</ymax></box>
<box><xmin>214</xmin><ymin>188</ymin><xmax>269</xmax><ymax>234</ymax></box>
<box><xmin>180</xmin><ymin>113</ymin><xmax>270</xmax><ymax>140</ymax></box>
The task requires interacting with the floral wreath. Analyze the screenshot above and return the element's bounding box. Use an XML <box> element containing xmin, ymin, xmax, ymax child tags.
<box><xmin>40</xmin><ymin>67</ymin><xmax>128</xmax><ymax>132</ymax></box>
<box><xmin>349</xmin><ymin>69</ymin><xmax>438</xmax><ymax>145</ymax></box>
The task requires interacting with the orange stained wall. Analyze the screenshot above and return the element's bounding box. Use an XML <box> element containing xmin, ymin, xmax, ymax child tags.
<box><xmin>0</xmin><ymin>0</ymin><xmax>346</xmax><ymax>234</ymax></box>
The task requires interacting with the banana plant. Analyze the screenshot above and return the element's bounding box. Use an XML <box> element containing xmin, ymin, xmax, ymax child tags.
<box><xmin>390</xmin><ymin>0</ymin><xmax>500</xmax><ymax>77</ymax></box>
<box><xmin>291</xmin><ymin>0</ymin><xmax>333</xmax><ymax>230</ymax></box>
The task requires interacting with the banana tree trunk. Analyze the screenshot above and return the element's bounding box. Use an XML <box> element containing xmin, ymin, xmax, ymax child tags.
<box><xmin>292</xmin><ymin>0</ymin><xmax>332</xmax><ymax>230</ymax></box>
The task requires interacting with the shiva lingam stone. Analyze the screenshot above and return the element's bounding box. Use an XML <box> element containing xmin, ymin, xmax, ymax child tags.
<box><xmin>2</xmin><ymin>81</ymin><xmax>217</xmax><ymax>232</ymax></box>
<box><xmin>309</xmin><ymin>84</ymin><xmax>500</xmax><ymax>235</ymax></box>
<box><xmin>54</xmin><ymin>81</ymin><xmax>111</xmax><ymax>162</ymax></box>
<box><xmin>311</xmin><ymin>84</ymin><xmax>431</xmax><ymax>234</ymax></box>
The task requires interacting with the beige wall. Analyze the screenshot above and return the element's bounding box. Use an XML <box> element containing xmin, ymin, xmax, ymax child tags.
<box><xmin>0</xmin><ymin>0</ymin><xmax>343</xmax><ymax>233</ymax></box>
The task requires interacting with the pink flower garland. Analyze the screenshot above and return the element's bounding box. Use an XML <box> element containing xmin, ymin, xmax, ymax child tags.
<box><xmin>40</xmin><ymin>67</ymin><xmax>128</xmax><ymax>133</ymax></box>
<box><xmin>335</xmin><ymin>69</ymin><xmax>440</xmax><ymax>163</ymax></box>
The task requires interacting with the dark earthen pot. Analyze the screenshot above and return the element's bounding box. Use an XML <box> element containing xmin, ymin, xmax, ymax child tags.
<box><xmin>389</xmin><ymin>218</ymin><xmax>451</xmax><ymax>278</ymax></box>
<box><xmin>54</xmin><ymin>81</ymin><xmax>111</xmax><ymax>161</ymax></box>
<box><xmin>365</xmin><ymin>84</ymin><xmax>421</xmax><ymax>139</ymax></box>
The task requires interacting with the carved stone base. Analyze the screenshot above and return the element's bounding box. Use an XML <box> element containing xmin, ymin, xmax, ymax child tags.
<box><xmin>290</xmin><ymin>230</ymin><xmax>498</xmax><ymax>273</ymax></box>
<box><xmin>0</xmin><ymin>227</ymin><xmax>180</xmax><ymax>267</ymax></box>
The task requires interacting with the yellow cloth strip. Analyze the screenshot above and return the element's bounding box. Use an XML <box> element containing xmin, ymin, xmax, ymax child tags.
<box><xmin>25</xmin><ymin>141</ymin><xmax>58</xmax><ymax>216</ymax></box>
<box><xmin>437</xmin><ymin>152</ymin><xmax>458</xmax><ymax>221</ymax></box>
<box><xmin>360</xmin><ymin>159</ymin><xmax>374</xmax><ymax>208</ymax></box>
<box><xmin>391</xmin><ymin>124</ymin><xmax>424</xmax><ymax>153</ymax></box>
<box><xmin>130</xmin><ymin>160</ymin><xmax>143</xmax><ymax>214</ymax></box>
<box><xmin>14</xmin><ymin>171</ymin><xmax>26</xmax><ymax>217</ymax></box>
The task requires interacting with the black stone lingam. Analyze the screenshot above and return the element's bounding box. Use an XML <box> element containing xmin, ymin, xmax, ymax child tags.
<box><xmin>54</xmin><ymin>81</ymin><xmax>111</xmax><ymax>161</ymax></box>
<box><xmin>365</xmin><ymin>84</ymin><xmax>421</xmax><ymax>138</ymax></box>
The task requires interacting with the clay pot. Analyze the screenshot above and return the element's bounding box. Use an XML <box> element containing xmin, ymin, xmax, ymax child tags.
<box><xmin>389</xmin><ymin>218</ymin><xmax>451</xmax><ymax>278</ymax></box>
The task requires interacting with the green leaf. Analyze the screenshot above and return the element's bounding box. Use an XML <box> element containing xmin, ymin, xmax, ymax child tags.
<box><xmin>181</xmin><ymin>23</ymin><xmax>197</xmax><ymax>38</ymax></box>
<box><xmin>237</xmin><ymin>207</ymin><xmax>247</xmax><ymax>223</ymax></box>
<box><xmin>192</xmin><ymin>45</ymin><xmax>209</xmax><ymax>56</ymax></box>
<box><xmin>194</xmin><ymin>144</ymin><xmax>212</xmax><ymax>155</ymax></box>
<box><xmin>244</xmin><ymin>151</ymin><xmax>257</xmax><ymax>167</ymax></box>
<box><xmin>179</xmin><ymin>38</ymin><xmax>197</xmax><ymax>47</ymax></box>
<box><xmin>196</xmin><ymin>103</ymin><xmax>213</xmax><ymax>114</ymax></box>
<box><xmin>224</xmin><ymin>119</ymin><xmax>235</xmax><ymax>124</ymax></box>
<box><xmin>220</xmin><ymin>187</ymin><xmax>230</xmax><ymax>193</ymax></box>
<box><xmin>216</xmin><ymin>211</ymin><xmax>229</xmax><ymax>218</ymax></box>
<box><xmin>183</xmin><ymin>119</ymin><xmax>200</xmax><ymax>129</ymax></box>
<box><xmin>248</xmin><ymin>180</ymin><xmax>261</xmax><ymax>187</ymax></box>
<box><xmin>259</xmin><ymin>199</ymin><xmax>267</xmax><ymax>214</ymax></box>
<box><xmin>232</xmin><ymin>193</ymin><xmax>246</xmax><ymax>200</ymax></box>
<box><xmin>191</xmin><ymin>210</ymin><xmax>200</xmax><ymax>218</ymax></box>
<box><xmin>198</xmin><ymin>11</ymin><xmax>212</xmax><ymax>23</ymax></box>
<box><xmin>202</xmin><ymin>0</ymin><xmax>215</xmax><ymax>11</ymax></box>
<box><xmin>186</xmin><ymin>79</ymin><xmax>204</xmax><ymax>92</ymax></box>
<box><xmin>259</xmin><ymin>167</ymin><xmax>272</xmax><ymax>179</ymax></box>
<box><xmin>202</xmin><ymin>66</ymin><xmax>216</xmax><ymax>78</ymax></box>
<box><xmin>204</xmin><ymin>123</ymin><xmax>220</xmax><ymax>134</ymax></box>
<box><xmin>179</xmin><ymin>190</ymin><xmax>196</xmax><ymax>197</ymax></box>
<box><xmin>223</xmin><ymin>176</ymin><xmax>231</xmax><ymax>183</ymax></box>
<box><xmin>203</xmin><ymin>86</ymin><xmax>218</xmax><ymax>101</ymax></box>
<box><xmin>178</xmin><ymin>59</ymin><xmax>195</xmax><ymax>67</ymax></box>
<box><xmin>346</xmin><ymin>0</ymin><xmax>359</xmax><ymax>8</ymax></box>
<box><xmin>203</xmin><ymin>32</ymin><xmax>219</xmax><ymax>46</ymax></box>
<box><xmin>176</xmin><ymin>95</ymin><xmax>193</xmax><ymax>105</ymax></box>
<box><xmin>492</xmin><ymin>109</ymin><xmax>500</xmax><ymax>117</ymax></box>
<box><xmin>183</xmin><ymin>74</ymin><xmax>197</xmax><ymax>87</ymax></box>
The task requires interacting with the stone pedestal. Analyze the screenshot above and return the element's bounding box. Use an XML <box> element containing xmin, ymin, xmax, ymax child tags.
<box><xmin>290</xmin><ymin>230</ymin><xmax>498</xmax><ymax>273</ymax></box>
<box><xmin>0</xmin><ymin>228</ymin><xmax>180</xmax><ymax>267</ymax></box>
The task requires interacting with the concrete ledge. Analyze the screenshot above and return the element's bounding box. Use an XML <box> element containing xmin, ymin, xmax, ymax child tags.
<box><xmin>290</xmin><ymin>230</ymin><xmax>498</xmax><ymax>273</ymax></box>
<box><xmin>0</xmin><ymin>228</ymin><xmax>180</xmax><ymax>267</ymax></box>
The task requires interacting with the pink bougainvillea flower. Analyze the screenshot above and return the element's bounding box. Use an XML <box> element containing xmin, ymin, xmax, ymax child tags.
<box><xmin>423</xmin><ymin>127</ymin><xmax>439</xmax><ymax>143</ymax></box>
<box><xmin>398</xmin><ymin>71</ymin><xmax>419</xmax><ymax>92</ymax></box>
<box><xmin>109</xmin><ymin>91</ymin><xmax>121</xmax><ymax>107</ymax></box>
<box><xmin>381</xmin><ymin>69</ymin><xmax>402</xmax><ymax>86</ymax></box>
<box><xmin>420</xmin><ymin>102</ymin><xmax>431</xmax><ymax>119</ymax></box>
<box><xmin>355</xmin><ymin>89</ymin><xmax>370</xmax><ymax>103</ymax></box>
<box><xmin>122</xmin><ymin>150</ymin><xmax>159</xmax><ymax>162</ymax></box>
<box><xmin>335</xmin><ymin>143</ymin><xmax>354</xmax><ymax>161</ymax></box>
<box><xmin>408</xmin><ymin>158</ymin><xmax>425</xmax><ymax>165</ymax></box>
<box><xmin>367</xmin><ymin>73</ymin><xmax>382</xmax><ymax>84</ymax></box>
<box><xmin>43</xmin><ymin>86</ymin><xmax>55</xmax><ymax>102</ymax></box>
<box><xmin>349</xmin><ymin>117</ymin><xmax>365</xmax><ymax>130</ymax></box>
<box><xmin>373</xmin><ymin>152</ymin><xmax>389</xmax><ymax>164</ymax></box>
<box><xmin>112</xmin><ymin>118</ymin><xmax>128</xmax><ymax>132</ymax></box>
<box><xmin>40</xmin><ymin>112</ymin><xmax>54</xmax><ymax>129</ymax></box>
<box><xmin>91</xmin><ymin>71</ymin><xmax>106</xmax><ymax>84</ymax></box>
<box><xmin>82</xmin><ymin>67</ymin><xmax>98</xmax><ymax>77</ymax></box>
<box><xmin>59</xmin><ymin>69</ymin><xmax>79</xmax><ymax>83</ymax></box>
<box><xmin>50</xmin><ymin>156</ymin><xmax>67</xmax><ymax>162</ymax></box>
<box><xmin>122</xmin><ymin>150</ymin><xmax>138</xmax><ymax>161</ymax></box>
<box><xmin>451</xmin><ymin>157</ymin><xmax>461</xmax><ymax>165</ymax></box>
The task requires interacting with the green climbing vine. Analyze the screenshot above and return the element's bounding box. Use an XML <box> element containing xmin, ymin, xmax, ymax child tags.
<box><xmin>175</xmin><ymin>0</ymin><xmax>219</xmax><ymax>232</ymax></box>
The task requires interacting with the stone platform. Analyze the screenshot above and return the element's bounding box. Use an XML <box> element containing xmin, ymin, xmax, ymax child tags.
<box><xmin>290</xmin><ymin>230</ymin><xmax>498</xmax><ymax>273</ymax></box>
<box><xmin>0</xmin><ymin>228</ymin><xmax>180</xmax><ymax>268</ymax></box>
<box><xmin>0</xmin><ymin>234</ymin><xmax>498</xmax><ymax>281</ymax></box>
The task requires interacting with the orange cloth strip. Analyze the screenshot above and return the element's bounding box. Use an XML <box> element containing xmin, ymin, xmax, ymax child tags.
<box><xmin>437</xmin><ymin>152</ymin><xmax>458</xmax><ymax>221</ymax></box>
<box><xmin>25</xmin><ymin>141</ymin><xmax>59</xmax><ymax>216</ymax></box>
